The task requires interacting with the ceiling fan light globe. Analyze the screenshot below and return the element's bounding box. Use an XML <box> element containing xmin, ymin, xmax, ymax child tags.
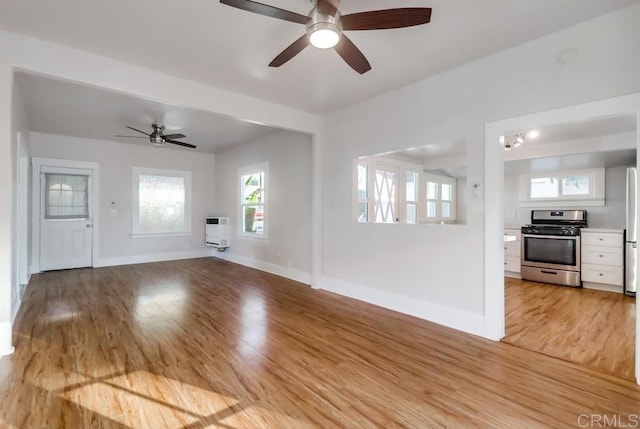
<box><xmin>308</xmin><ymin>22</ymin><xmax>341</xmax><ymax>49</ymax></box>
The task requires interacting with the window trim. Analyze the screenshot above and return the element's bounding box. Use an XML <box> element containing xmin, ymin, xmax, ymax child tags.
<box><xmin>238</xmin><ymin>162</ymin><xmax>268</xmax><ymax>240</ymax></box>
<box><xmin>131</xmin><ymin>167</ymin><xmax>192</xmax><ymax>238</ymax></box>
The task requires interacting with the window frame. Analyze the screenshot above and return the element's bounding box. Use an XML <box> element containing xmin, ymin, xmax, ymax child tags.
<box><xmin>239</xmin><ymin>162</ymin><xmax>268</xmax><ymax>239</ymax></box>
<box><xmin>131</xmin><ymin>167</ymin><xmax>192</xmax><ymax>238</ymax></box>
<box><xmin>422</xmin><ymin>172</ymin><xmax>457</xmax><ymax>223</ymax></box>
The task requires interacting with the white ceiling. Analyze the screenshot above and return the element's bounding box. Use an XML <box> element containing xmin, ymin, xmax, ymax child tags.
<box><xmin>15</xmin><ymin>72</ymin><xmax>283</xmax><ymax>153</ymax></box>
<box><xmin>1</xmin><ymin>0</ymin><xmax>638</xmax><ymax>114</ymax></box>
<box><xmin>504</xmin><ymin>114</ymin><xmax>638</xmax><ymax>175</ymax></box>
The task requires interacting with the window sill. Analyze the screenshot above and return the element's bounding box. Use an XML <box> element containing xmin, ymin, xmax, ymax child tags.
<box><xmin>130</xmin><ymin>232</ymin><xmax>192</xmax><ymax>239</ymax></box>
<box><xmin>519</xmin><ymin>199</ymin><xmax>604</xmax><ymax>208</ymax></box>
<box><xmin>238</xmin><ymin>232</ymin><xmax>267</xmax><ymax>240</ymax></box>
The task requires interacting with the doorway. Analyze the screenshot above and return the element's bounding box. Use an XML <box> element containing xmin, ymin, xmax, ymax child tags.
<box><xmin>32</xmin><ymin>158</ymin><xmax>99</xmax><ymax>272</ymax></box>
<box><xmin>484</xmin><ymin>92</ymin><xmax>640</xmax><ymax>383</ymax></box>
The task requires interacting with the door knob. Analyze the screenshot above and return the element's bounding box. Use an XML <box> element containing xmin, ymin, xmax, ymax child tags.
<box><xmin>86</xmin><ymin>224</ymin><xmax>92</xmax><ymax>228</ymax></box>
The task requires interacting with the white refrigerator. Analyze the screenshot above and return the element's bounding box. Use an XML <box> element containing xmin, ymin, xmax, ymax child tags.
<box><xmin>626</xmin><ymin>167</ymin><xmax>637</xmax><ymax>296</ymax></box>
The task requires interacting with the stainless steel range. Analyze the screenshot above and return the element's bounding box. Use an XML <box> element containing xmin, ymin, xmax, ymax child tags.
<box><xmin>521</xmin><ymin>210</ymin><xmax>588</xmax><ymax>287</ymax></box>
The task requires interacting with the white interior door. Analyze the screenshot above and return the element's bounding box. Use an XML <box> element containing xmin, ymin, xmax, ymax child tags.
<box><xmin>40</xmin><ymin>167</ymin><xmax>93</xmax><ymax>271</ymax></box>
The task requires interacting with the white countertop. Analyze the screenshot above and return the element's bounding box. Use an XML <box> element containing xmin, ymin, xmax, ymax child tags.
<box><xmin>581</xmin><ymin>228</ymin><xmax>624</xmax><ymax>234</ymax></box>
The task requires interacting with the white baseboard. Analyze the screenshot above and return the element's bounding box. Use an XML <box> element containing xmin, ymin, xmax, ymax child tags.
<box><xmin>95</xmin><ymin>248</ymin><xmax>216</xmax><ymax>268</ymax></box>
<box><xmin>0</xmin><ymin>322</ymin><xmax>14</xmax><ymax>357</ymax></box>
<box><xmin>504</xmin><ymin>271</ymin><xmax>521</xmax><ymax>279</ymax></box>
<box><xmin>215</xmin><ymin>252</ymin><xmax>312</xmax><ymax>285</ymax></box>
<box><xmin>320</xmin><ymin>276</ymin><xmax>487</xmax><ymax>339</ymax></box>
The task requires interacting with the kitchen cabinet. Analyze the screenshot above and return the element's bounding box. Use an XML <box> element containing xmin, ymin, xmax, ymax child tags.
<box><xmin>504</xmin><ymin>228</ymin><xmax>521</xmax><ymax>278</ymax></box>
<box><xmin>581</xmin><ymin>229</ymin><xmax>624</xmax><ymax>293</ymax></box>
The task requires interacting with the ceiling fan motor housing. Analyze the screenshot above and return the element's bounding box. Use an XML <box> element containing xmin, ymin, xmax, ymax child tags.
<box><xmin>306</xmin><ymin>9</ymin><xmax>342</xmax><ymax>48</ymax></box>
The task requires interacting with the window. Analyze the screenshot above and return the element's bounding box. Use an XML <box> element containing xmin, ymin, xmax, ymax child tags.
<box><xmin>239</xmin><ymin>163</ymin><xmax>267</xmax><ymax>237</ymax></box>
<box><xmin>354</xmin><ymin>157</ymin><xmax>458</xmax><ymax>224</ymax></box>
<box><xmin>132</xmin><ymin>167</ymin><xmax>192</xmax><ymax>237</ymax></box>
<box><xmin>356</xmin><ymin>163</ymin><xmax>369</xmax><ymax>222</ymax></box>
<box><xmin>373</xmin><ymin>164</ymin><xmax>399</xmax><ymax>223</ymax></box>
<box><xmin>520</xmin><ymin>168</ymin><xmax>604</xmax><ymax>206</ymax></box>
<box><xmin>405</xmin><ymin>171</ymin><xmax>418</xmax><ymax>224</ymax></box>
<box><xmin>423</xmin><ymin>173</ymin><xmax>456</xmax><ymax>223</ymax></box>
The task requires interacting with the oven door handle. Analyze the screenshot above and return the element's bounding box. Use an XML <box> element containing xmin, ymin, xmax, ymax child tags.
<box><xmin>522</xmin><ymin>234</ymin><xmax>578</xmax><ymax>240</ymax></box>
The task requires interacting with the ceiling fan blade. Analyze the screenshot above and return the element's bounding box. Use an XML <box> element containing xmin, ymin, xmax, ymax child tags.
<box><xmin>220</xmin><ymin>0</ymin><xmax>309</xmax><ymax>24</ymax></box>
<box><xmin>115</xmin><ymin>135</ymin><xmax>149</xmax><ymax>139</ymax></box>
<box><xmin>341</xmin><ymin>8</ymin><xmax>432</xmax><ymax>31</ymax></box>
<box><xmin>125</xmin><ymin>125</ymin><xmax>151</xmax><ymax>136</ymax></box>
<box><xmin>269</xmin><ymin>34</ymin><xmax>310</xmax><ymax>68</ymax></box>
<box><xmin>316</xmin><ymin>0</ymin><xmax>340</xmax><ymax>17</ymax></box>
<box><xmin>334</xmin><ymin>35</ymin><xmax>371</xmax><ymax>74</ymax></box>
<box><xmin>162</xmin><ymin>133</ymin><xmax>186</xmax><ymax>140</ymax></box>
<box><xmin>166</xmin><ymin>139</ymin><xmax>197</xmax><ymax>149</ymax></box>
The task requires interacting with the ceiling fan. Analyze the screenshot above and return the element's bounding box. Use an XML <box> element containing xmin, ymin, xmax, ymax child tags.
<box><xmin>219</xmin><ymin>0</ymin><xmax>432</xmax><ymax>74</ymax></box>
<box><xmin>116</xmin><ymin>124</ymin><xmax>197</xmax><ymax>148</ymax></box>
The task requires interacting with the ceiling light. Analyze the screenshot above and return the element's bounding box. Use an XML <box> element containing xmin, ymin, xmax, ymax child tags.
<box><xmin>308</xmin><ymin>22</ymin><xmax>341</xmax><ymax>49</ymax></box>
<box><xmin>527</xmin><ymin>130</ymin><xmax>540</xmax><ymax>139</ymax></box>
<box><xmin>501</xmin><ymin>132</ymin><xmax>528</xmax><ymax>151</ymax></box>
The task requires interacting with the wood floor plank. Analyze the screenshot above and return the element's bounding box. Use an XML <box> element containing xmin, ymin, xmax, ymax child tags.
<box><xmin>503</xmin><ymin>277</ymin><xmax>636</xmax><ymax>379</ymax></box>
<box><xmin>1</xmin><ymin>258</ymin><xmax>639</xmax><ymax>428</ymax></box>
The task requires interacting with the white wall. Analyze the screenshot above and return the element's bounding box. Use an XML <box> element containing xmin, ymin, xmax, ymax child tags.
<box><xmin>321</xmin><ymin>5</ymin><xmax>640</xmax><ymax>336</ymax></box>
<box><xmin>30</xmin><ymin>132</ymin><xmax>216</xmax><ymax>266</ymax></box>
<box><xmin>214</xmin><ymin>130</ymin><xmax>313</xmax><ymax>283</ymax></box>
<box><xmin>504</xmin><ymin>166</ymin><xmax>631</xmax><ymax>229</ymax></box>
<box><xmin>0</xmin><ymin>29</ymin><xmax>323</xmax><ymax>354</ymax></box>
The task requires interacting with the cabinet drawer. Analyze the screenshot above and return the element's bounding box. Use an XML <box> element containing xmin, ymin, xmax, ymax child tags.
<box><xmin>582</xmin><ymin>264</ymin><xmax>623</xmax><ymax>286</ymax></box>
<box><xmin>582</xmin><ymin>246</ymin><xmax>623</xmax><ymax>266</ymax></box>
<box><xmin>504</xmin><ymin>229</ymin><xmax>521</xmax><ymax>241</ymax></box>
<box><xmin>504</xmin><ymin>256</ymin><xmax>520</xmax><ymax>273</ymax></box>
<box><xmin>504</xmin><ymin>241</ymin><xmax>520</xmax><ymax>257</ymax></box>
<box><xmin>581</xmin><ymin>233</ymin><xmax>622</xmax><ymax>248</ymax></box>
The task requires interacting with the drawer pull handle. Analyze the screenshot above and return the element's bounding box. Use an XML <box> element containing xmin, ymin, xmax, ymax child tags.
<box><xmin>541</xmin><ymin>270</ymin><xmax>558</xmax><ymax>275</ymax></box>
<box><xmin>599</xmin><ymin>254</ymin><xmax>604</xmax><ymax>257</ymax></box>
<box><xmin>599</xmin><ymin>273</ymin><xmax>604</xmax><ymax>276</ymax></box>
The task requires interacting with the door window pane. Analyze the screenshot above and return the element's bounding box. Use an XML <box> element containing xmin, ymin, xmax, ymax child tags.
<box><xmin>45</xmin><ymin>173</ymin><xmax>89</xmax><ymax>219</ymax></box>
<box><xmin>442</xmin><ymin>202</ymin><xmax>451</xmax><ymax>218</ymax></box>
<box><xmin>406</xmin><ymin>171</ymin><xmax>417</xmax><ymax>202</ymax></box>
<box><xmin>358</xmin><ymin>164</ymin><xmax>368</xmax><ymax>199</ymax></box>
<box><xmin>427</xmin><ymin>201</ymin><xmax>437</xmax><ymax>218</ymax></box>
<box><xmin>441</xmin><ymin>184</ymin><xmax>452</xmax><ymax>201</ymax></box>
<box><xmin>426</xmin><ymin>181</ymin><xmax>438</xmax><ymax>199</ymax></box>
<box><xmin>406</xmin><ymin>204</ymin><xmax>416</xmax><ymax>224</ymax></box>
<box><xmin>374</xmin><ymin>169</ymin><xmax>397</xmax><ymax>223</ymax></box>
<box><xmin>357</xmin><ymin>202</ymin><xmax>368</xmax><ymax>222</ymax></box>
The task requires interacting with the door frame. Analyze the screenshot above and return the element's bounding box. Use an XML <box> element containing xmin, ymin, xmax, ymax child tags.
<box><xmin>484</xmin><ymin>92</ymin><xmax>640</xmax><ymax>383</ymax></box>
<box><xmin>13</xmin><ymin>135</ymin><xmax>29</xmax><ymax>321</ymax></box>
<box><xmin>31</xmin><ymin>157</ymin><xmax>99</xmax><ymax>273</ymax></box>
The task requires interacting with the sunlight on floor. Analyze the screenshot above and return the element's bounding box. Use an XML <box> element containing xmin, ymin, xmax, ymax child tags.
<box><xmin>60</xmin><ymin>370</ymin><xmax>238</xmax><ymax>428</ymax></box>
<box><xmin>40</xmin><ymin>369</ymin><xmax>316</xmax><ymax>428</ymax></box>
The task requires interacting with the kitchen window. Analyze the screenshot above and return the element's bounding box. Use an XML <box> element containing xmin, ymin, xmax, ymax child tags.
<box><xmin>131</xmin><ymin>167</ymin><xmax>192</xmax><ymax>237</ymax></box>
<box><xmin>520</xmin><ymin>168</ymin><xmax>605</xmax><ymax>206</ymax></box>
<box><xmin>239</xmin><ymin>163</ymin><xmax>267</xmax><ymax>238</ymax></box>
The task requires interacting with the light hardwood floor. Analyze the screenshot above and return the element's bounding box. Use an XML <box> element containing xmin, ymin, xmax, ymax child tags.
<box><xmin>503</xmin><ymin>277</ymin><xmax>636</xmax><ymax>379</ymax></box>
<box><xmin>1</xmin><ymin>258</ymin><xmax>640</xmax><ymax>428</ymax></box>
